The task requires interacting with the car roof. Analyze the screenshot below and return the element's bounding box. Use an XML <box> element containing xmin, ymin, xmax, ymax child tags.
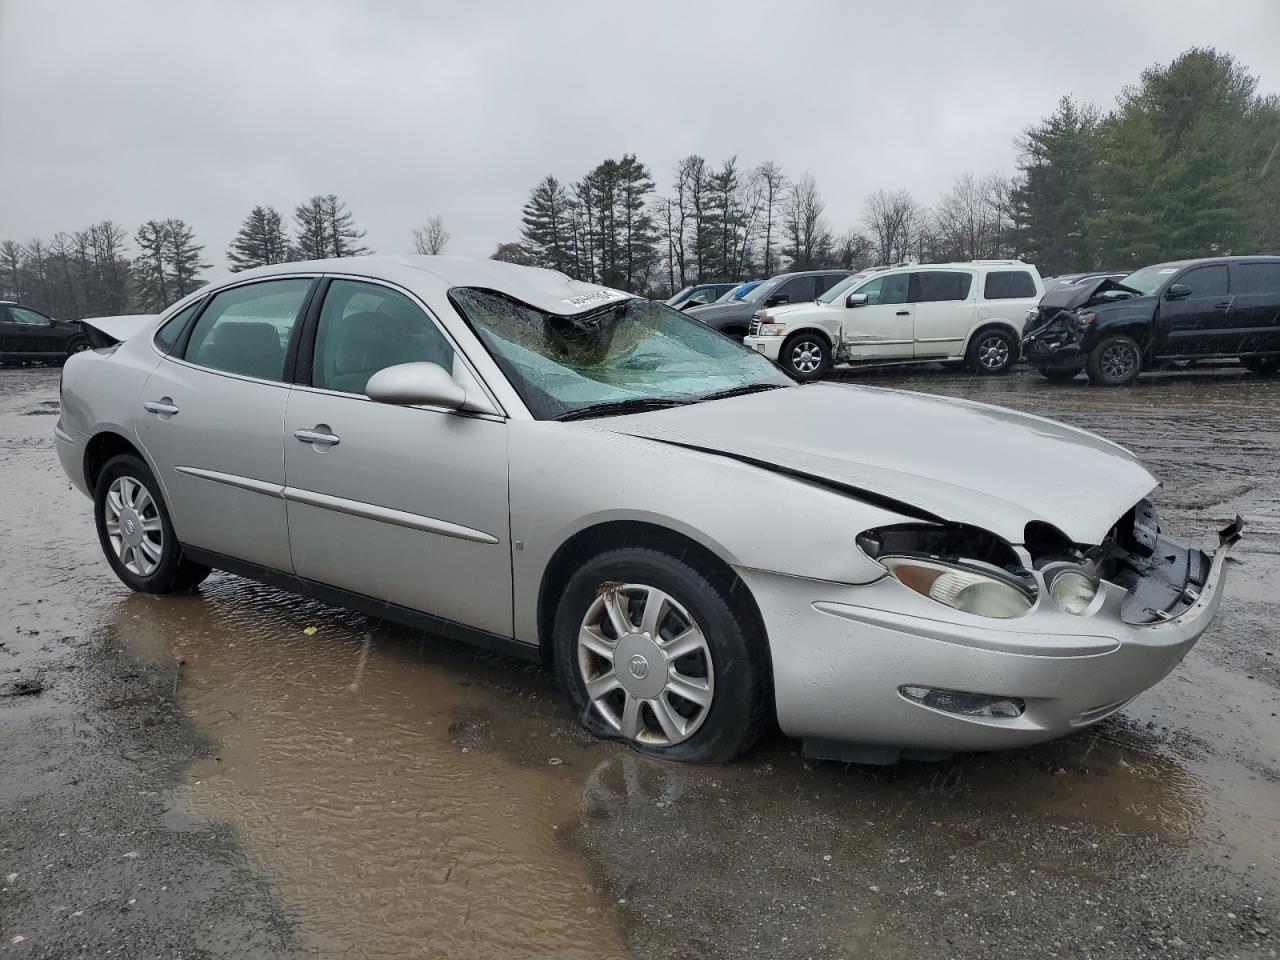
<box><xmin>1139</xmin><ymin>255</ymin><xmax>1280</xmax><ymax>271</ymax></box>
<box><xmin>206</xmin><ymin>255</ymin><xmax>633</xmax><ymax>317</ymax></box>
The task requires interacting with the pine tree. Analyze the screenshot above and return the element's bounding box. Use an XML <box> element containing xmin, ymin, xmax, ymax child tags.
<box><xmin>167</xmin><ymin>219</ymin><xmax>210</xmax><ymax>298</ymax></box>
<box><xmin>520</xmin><ymin>175</ymin><xmax>575</xmax><ymax>274</ymax></box>
<box><xmin>134</xmin><ymin>220</ymin><xmax>171</xmax><ymax>311</ymax></box>
<box><xmin>616</xmin><ymin>155</ymin><xmax>658</xmax><ymax>292</ymax></box>
<box><xmin>228</xmin><ymin>206</ymin><xmax>292</xmax><ymax>271</ymax></box>
<box><xmin>293</xmin><ymin>194</ymin><xmax>370</xmax><ymax>259</ymax></box>
<box><xmin>326</xmin><ymin>194</ymin><xmax>370</xmax><ymax>257</ymax></box>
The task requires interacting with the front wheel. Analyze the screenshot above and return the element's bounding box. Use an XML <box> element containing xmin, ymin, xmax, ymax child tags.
<box><xmin>1243</xmin><ymin>356</ymin><xmax>1280</xmax><ymax>376</ymax></box>
<box><xmin>553</xmin><ymin>547</ymin><xmax>771</xmax><ymax>763</ymax></box>
<box><xmin>1085</xmin><ymin>334</ymin><xmax>1143</xmax><ymax>386</ymax></box>
<box><xmin>94</xmin><ymin>454</ymin><xmax>211</xmax><ymax>593</ymax></box>
<box><xmin>966</xmin><ymin>328</ymin><xmax>1015</xmax><ymax>375</ymax></box>
<box><xmin>780</xmin><ymin>332</ymin><xmax>830</xmax><ymax>381</ymax></box>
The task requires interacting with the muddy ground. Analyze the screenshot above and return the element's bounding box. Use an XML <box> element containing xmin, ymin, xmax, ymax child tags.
<box><xmin>1</xmin><ymin>362</ymin><xmax>1277</xmax><ymax>959</ymax></box>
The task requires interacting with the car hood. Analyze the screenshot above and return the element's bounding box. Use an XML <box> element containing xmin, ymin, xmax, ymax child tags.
<box><xmin>1039</xmin><ymin>277</ymin><xmax>1143</xmax><ymax>311</ymax></box>
<box><xmin>685</xmin><ymin>301</ymin><xmax>757</xmax><ymax>323</ymax></box>
<box><xmin>601</xmin><ymin>383</ymin><xmax>1157</xmax><ymax>546</ymax></box>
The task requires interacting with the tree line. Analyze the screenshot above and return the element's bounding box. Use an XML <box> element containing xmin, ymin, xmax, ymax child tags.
<box><xmin>4</xmin><ymin>47</ymin><xmax>1276</xmax><ymax>317</ymax></box>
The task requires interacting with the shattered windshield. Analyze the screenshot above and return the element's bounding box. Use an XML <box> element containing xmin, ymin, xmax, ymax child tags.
<box><xmin>1119</xmin><ymin>263</ymin><xmax>1178</xmax><ymax>296</ymax></box>
<box><xmin>451</xmin><ymin>289</ymin><xmax>791</xmax><ymax>419</ymax></box>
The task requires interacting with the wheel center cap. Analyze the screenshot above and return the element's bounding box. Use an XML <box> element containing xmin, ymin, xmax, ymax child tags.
<box><xmin>613</xmin><ymin>633</ymin><xmax>666</xmax><ymax>699</ymax></box>
<box><xmin>119</xmin><ymin>508</ymin><xmax>144</xmax><ymax>547</ymax></box>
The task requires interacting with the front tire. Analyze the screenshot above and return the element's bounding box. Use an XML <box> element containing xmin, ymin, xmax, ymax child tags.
<box><xmin>94</xmin><ymin>454</ymin><xmax>211</xmax><ymax>593</ymax></box>
<box><xmin>1243</xmin><ymin>356</ymin><xmax>1280</xmax><ymax>376</ymax></box>
<box><xmin>1085</xmin><ymin>334</ymin><xmax>1143</xmax><ymax>386</ymax></box>
<box><xmin>780</xmin><ymin>331</ymin><xmax>830</xmax><ymax>381</ymax></box>
<box><xmin>552</xmin><ymin>547</ymin><xmax>771</xmax><ymax>763</ymax></box>
<box><xmin>966</xmin><ymin>328</ymin><xmax>1015</xmax><ymax>375</ymax></box>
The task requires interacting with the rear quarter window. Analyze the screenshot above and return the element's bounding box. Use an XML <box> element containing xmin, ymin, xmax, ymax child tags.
<box><xmin>983</xmin><ymin>271</ymin><xmax>1037</xmax><ymax>300</ymax></box>
<box><xmin>1235</xmin><ymin>263</ymin><xmax>1280</xmax><ymax>296</ymax></box>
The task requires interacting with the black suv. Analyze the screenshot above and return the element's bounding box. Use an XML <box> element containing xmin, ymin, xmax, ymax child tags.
<box><xmin>685</xmin><ymin>269</ymin><xmax>850</xmax><ymax>339</ymax></box>
<box><xmin>1022</xmin><ymin>256</ymin><xmax>1280</xmax><ymax>385</ymax></box>
<box><xmin>0</xmin><ymin>302</ymin><xmax>90</xmax><ymax>365</ymax></box>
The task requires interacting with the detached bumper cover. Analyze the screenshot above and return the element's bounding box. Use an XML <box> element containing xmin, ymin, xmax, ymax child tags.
<box><xmin>740</xmin><ymin>518</ymin><xmax>1242</xmax><ymax>752</ymax></box>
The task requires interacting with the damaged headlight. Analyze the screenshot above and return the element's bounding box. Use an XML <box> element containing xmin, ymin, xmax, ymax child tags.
<box><xmin>1046</xmin><ymin>567</ymin><xmax>1099</xmax><ymax>615</ymax></box>
<box><xmin>881</xmin><ymin>557</ymin><xmax>1035</xmax><ymax>619</ymax></box>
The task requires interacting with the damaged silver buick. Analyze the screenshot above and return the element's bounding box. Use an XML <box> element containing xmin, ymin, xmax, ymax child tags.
<box><xmin>55</xmin><ymin>257</ymin><xmax>1242</xmax><ymax>763</ymax></box>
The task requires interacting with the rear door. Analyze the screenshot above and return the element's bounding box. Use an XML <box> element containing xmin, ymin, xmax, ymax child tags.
<box><xmin>283</xmin><ymin>277</ymin><xmax>513</xmax><ymax>636</ymax></box>
<box><xmin>909</xmin><ymin>270</ymin><xmax>976</xmax><ymax>358</ymax></box>
<box><xmin>1159</xmin><ymin>264</ymin><xmax>1232</xmax><ymax>356</ymax></box>
<box><xmin>839</xmin><ymin>272</ymin><xmax>912</xmax><ymax>359</ymax></box>
<box><xmin>136</xmin><ymin>276</ymin><xmax>315</xmax><ymax>572</ymax></box>
<box><xmin>0</xmin><ymin>306</ymin><xmax>17</xmax><ymax>353</ymax></box>
<box><xmin>1229</xmin><ymin>261</ymin><xmax>1280</xmax><ymax>353</ymax></box>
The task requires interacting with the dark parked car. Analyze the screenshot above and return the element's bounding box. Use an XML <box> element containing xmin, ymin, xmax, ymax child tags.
<box><xmin>1022</xmin><ymin>256</ymin><xmax>1280</xmax><ymax>385</ymax></box>
<box><xmin>1040</xmin><ymin>271</ymin><xmax>1127</xmax><ymax>295</ymax></box>
<box><xmin>686</xmin><ymin>270</ymin><xmax>851</xmax><ymax>339</ymax></box>
<box><xmin>665</xmin><ymin>283</ymin><xmax>739</xmax><ymax>311</ymax></box>
<box><xmin>0</xmin><ymin>302</ymin><xmax>90</xmax><ymax>365</ymax></box>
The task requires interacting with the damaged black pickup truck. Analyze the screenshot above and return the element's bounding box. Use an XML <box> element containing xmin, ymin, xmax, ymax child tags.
<box><xmin>1022</xmin><ymin>256</ymin><xmax>1280</xmax><ymax>386</ymax></box>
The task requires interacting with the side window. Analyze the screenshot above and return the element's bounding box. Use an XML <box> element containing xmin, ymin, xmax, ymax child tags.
<box><xmin>857</xmin><ymin>273</ymin><xmax>910</xmax><ymax>306</ymax></box>
<box><xmin>983</xmin><ymin>270</ymin><xmax>1036</xmax><ymax>300</ymax></box>
<box><xmin>913</xmin><ymin>272</ymin><xmax>973</xmax><ymax>303</ymax></box>
<box><xmin>312</xmin><ymin>279</ymin><xmax>455</xmax><ymax>395</ymax></box>
<box><xmin>153</xmin><ymin>301</ymin><xmax>201</xmax><ymax>354</ymax></box>
<box><xmin>775</xmin><ymin>277</ymin><xmax>812</xmax><ymax>303</ymax></box>
<box><xmin>1179</xmin><ymin>265</ymin><xmax>1230</xmax><ymax>298</ymax></box>
<box><xmin>10</xmin><ymin>307</ymin><xmax>50</xmax><ymax>325</ymax></box>
<box><xmin>1235</xmin><ymin>263</ymin><xmax>1280</xmax><ymax>296</ymax></box>
<box><xmin>815</xmin><ymin>274</ymin><xmax>844</xmax><ymax>295</ymax></box>
<box><xmin>183</xmin><ymin>278</ymin><xmax>312</xmax><ymax>381</ymax></box>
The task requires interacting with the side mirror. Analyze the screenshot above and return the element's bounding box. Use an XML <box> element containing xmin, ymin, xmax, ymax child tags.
<box><xmin>365</xmin><ymin>362</ymin><xmax>466</xmax><ymax>409</ymax></box>
<box><xmin>1165</xmin><ymin>283</ymin><xmax>1192</xmax><ymax>301</ymax></box>
<box><xmin>846</xmin><ymin>293</ymin><xmax>869</xmax><ymax>308</ymax></box>
<box><xmin>764</xmin><ymin>294</ymin><xmax>789</xmax><ymax>307</ymax></box>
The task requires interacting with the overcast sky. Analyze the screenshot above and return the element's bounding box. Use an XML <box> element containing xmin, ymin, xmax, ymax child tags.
<box><xmin>2</xmin><ymin>0</ymin><xmax>1279</xmax><ymax>272</ymax></box>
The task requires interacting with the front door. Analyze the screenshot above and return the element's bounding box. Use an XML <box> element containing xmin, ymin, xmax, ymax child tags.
<box><xmin>136</xmin><ymin>276</ymin><xmax>314</xmax><ymax>572</ymax></box>
<box><xmin>908</xmin><ymin>270</ymin><xmax>976</xmax><ymax>358</ymax></box>
<box><xmin>1158</xmin><ymin>263</ymin><xmax>1233</xmax><ymax>357</ymax></box>
<box><xmin>839</xmin><ymin>272</ymin><xmax>913</xmax><ymax>360</ymax></box>
<box><xmin>283</xmin><ymin>278</ymin><xmax>513</xmax><ymax>637</ymax></box>
<box><xmin>3</xmin><ymin>306</ymin><xmax>59</xmax><ymax>356</ymax></box>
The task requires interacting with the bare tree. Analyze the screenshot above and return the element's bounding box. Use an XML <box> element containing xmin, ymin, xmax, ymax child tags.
<box><xmin>861</xmin><ymin>188</ymin><xmax>923</xmax><ymax>265</ymax></box>
<box><xmin>783</xmin><ymin>173</ymin><xmax>831</xmax><ymax>270</ymax></box>
<box><xmin>834</xmin><ymin>229</ymin><xmax>875</xmax><ymax>270</ymax></box>
<box><xmin>412</xmin><ymin>215</ymin><xmax>450</xmax><ymax>255</ymax></box>
<box><xmin>929</xmin><ymin>172</ymin><xmax>1015</xmax><ymax>261</ymax></box>
<box><xmin>755</xmin><ymin>161</ymin><xmax>787</xmax><ymax>277</ymax></box>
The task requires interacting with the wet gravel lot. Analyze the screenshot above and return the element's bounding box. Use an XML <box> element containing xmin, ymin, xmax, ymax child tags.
<box><xmin>1</xmin><ymin>362</ymin><xmax>1277</xmax><ymax>959</ymax></box>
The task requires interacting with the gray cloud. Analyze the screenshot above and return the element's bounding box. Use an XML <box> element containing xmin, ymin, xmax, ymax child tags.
<box><xmin>2</xmin><ymin>0</ymin><xmax>1278</xmax><ymax>270</ymax></box>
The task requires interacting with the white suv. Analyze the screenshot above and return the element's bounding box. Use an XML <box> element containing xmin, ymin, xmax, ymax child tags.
<box><xmin>743</xmin><ymin>261</ymin><xmax>1044</xmax><ymax>380</ymax></box>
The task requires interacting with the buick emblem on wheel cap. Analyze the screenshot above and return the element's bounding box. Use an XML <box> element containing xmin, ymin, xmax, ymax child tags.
<box><xmin>124</xmin><ymin>518</ymin><xmax>135</xmax><ymax>535</ymax></box>
<box><xmin>628</xmin><ymin>654</ymin><xmax>650</xmax><ymax>679</ymax></box>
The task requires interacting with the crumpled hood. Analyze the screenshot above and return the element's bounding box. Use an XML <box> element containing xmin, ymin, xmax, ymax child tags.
<box><xmin>1040</xmin><ymin>277</ymin><xmax>1143</xmax><ymax>311</ymax></box>
<box><xmin>601</xmin><ymin>383</ymin><xmax>1157</xmax><ymax>546</ymax></box>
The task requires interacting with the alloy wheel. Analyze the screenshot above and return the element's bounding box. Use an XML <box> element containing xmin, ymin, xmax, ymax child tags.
<box><xmin>790</xmin><ymin>340</ymin><xmax>824</xmax><ymax>374</ymax></box>
<box><xmin>1100</xmin><ymin>341</ymin><xmax>1137</xmax><ymax>381</ymax></box>
<box><xmin>577</xmin><ymin>583</ymin><xmax>715</xmax><ymax>747</ymax></box>
<box><xmin>977</xmin><ymin>334</ymin><xmax>1010</xmax><ymax>370</ymax></box>
<box><xmin>104</xmin><ymin>476</ymin><xmax>163</xmax><ymax>576</ymax></box>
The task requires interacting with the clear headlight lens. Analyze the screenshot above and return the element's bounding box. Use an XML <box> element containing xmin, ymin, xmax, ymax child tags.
<box><xmin>881</xmin><ymin>557</ymin><xmax>1034</xmax><ymax>619</ymax></box>
<box><xmin>1048</xmin><ymin>569</ymin><xmax>1098</xmax><ymax>614</ymax></box>
<box><xmin>759</xmin><ymin>323</ymin><xmax>786</xmax><ymax>336</ymax></box>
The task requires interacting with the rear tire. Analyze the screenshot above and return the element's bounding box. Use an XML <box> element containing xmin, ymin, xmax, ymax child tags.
<box><xmin>780</xmin><ymin>331</ymin><xmax>831</xmax><ymax>381</ymax></box>
<box><xmin>1243</xmin><ymin>356</ymin><xmax>1280</xmax><ymax>376</ymax></box>
<box><xmin>966</xmin><ymin>328</ymin><xmax>1015</xmax><ymax>375</ymax></box>
<box><xmin>64</xmin><ymin>337</ymin><xmax>90</xmax><ymax>362</ymax></box>
<box><xmin>552</xmin><ymin>546</ymin><xmax>771</xmax><ymax>763</ymax></box>
<box><xmin>1085</xmin><ymin>334</ymin><xmax>1142</xmax><ymax>387</ymax></box>
<box><xmin>93</xmin><ymin>454</ymin><xmax>211</xmax><ymax>593</ymax></box>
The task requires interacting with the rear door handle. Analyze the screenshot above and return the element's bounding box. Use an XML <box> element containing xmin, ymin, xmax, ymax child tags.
<box><xmin>143</xmin><ymin>399</ymin><xmax>179</xmax><ymax>416</ymax></box>
<box><xmin>294</xmin><ymin>427</ymin><xmax>341</xmax><ymax>447</ymax></box>
<box><xmin>895</xmin><ymin>310</ymin><xmax>910</xmax><ymax>316</ymax></box>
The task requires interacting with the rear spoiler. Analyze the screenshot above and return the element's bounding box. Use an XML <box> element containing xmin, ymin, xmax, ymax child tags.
<box><xmin>79</xmin><ymin>314</ymin><xmax>158</xmax><ymax>349</ymax></box>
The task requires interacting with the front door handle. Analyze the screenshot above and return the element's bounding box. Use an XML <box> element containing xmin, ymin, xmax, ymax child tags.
<box><xmin>1214</xmin><ymin>299</ymin><xmax>1234</xmax><ymax>311</ymax></box>
<box><xmin>143</xmin><ymin>398</ymin><xmax>179</xmax><ymax>416</ymax></box>
<box><xmin>294</xmin><ymin>427</ymin><xmax>341</xmax><ymax>447</ymax></box>
<box><xmin>895</xmin><ymin>310</ymin><xmax>910</xmax><ymax>316</ymax></box>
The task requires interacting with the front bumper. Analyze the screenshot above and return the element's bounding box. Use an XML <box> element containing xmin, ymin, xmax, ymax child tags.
<box><xmin>743</xmin><ymin>335</ymin><xmax>782</xmax><ymax>361</ymax></box>
<box><xmin>1022</xmin><ymin>331</ymin><xmax>1085</xmax><ymax>370</ymax></box>
<box><xmin>738</xmin><ymin>520</ymin><xmax>1240</xmax><ymax>755</ymax></box>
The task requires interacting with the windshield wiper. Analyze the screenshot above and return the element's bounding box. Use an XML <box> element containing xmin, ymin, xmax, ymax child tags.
<box><xmin>696</xmin><ymin>383</ymin><xmax>787</xmax><ymax>403</ymax></box>
<box><xmin>552</xmin><ymin>398</ymin><xmax>688</xmax><ymax>422</ymax></box>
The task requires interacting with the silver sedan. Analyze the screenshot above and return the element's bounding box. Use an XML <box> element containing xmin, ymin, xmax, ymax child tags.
<box><xmin>55</xmin><ymin>257</ymin><xmax>1241</xmax><ymax>763</ymax></box>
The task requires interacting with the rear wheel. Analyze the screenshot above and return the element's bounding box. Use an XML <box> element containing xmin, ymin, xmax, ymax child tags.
<box><xmin>553</xmin><ymin>547</ymin><xmax>771</xmax><ymax>763</ymax></box>
<box><xmin>94</xmin><ymin>454</ymin><xmax>211</xmax><ymax>593</ymax></box>
<box><xmin>64</xmin><ymin>337</ymin><xmax>90</xmax><ymax>362</ymax></box>
<box><xmin>966</xmin><ymin>328</ymin><xmax>1015</xmax><ymax>375</ymax></box>
<box><xmin>1086</xmin><ymin>334</ymin><xmax>1142</xmax><ymax>387</ymax></box>
<box><xmin>780</xmin><ymin>331</ymin><xmax>830</xmax><ymax>381</ymax></box>
<box><xmin>1243</xmin><ymin>356</ymin><xmax>1280</xmax><ymax>376</ymax></box>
